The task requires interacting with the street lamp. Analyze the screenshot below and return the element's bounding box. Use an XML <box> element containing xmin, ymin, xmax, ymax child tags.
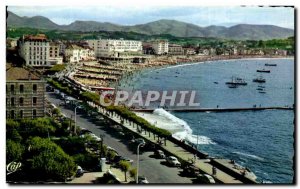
<box><xmin>136</xmin><ymin>141</ymin><xmax>145</xmax><ymax>184</ymax></box>
<box><xmin>74</xmin><ymin>105</ymin><xmax>82</xmax><ymax>135</ymax></box>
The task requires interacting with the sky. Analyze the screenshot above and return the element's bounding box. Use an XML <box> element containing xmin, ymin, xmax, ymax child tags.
<box><xmin>7</xmin><ymin>6</ymin><xmax>294</xmax><ymax>29</ymax></box>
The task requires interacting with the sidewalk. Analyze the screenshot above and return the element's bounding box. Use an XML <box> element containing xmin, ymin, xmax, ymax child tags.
<box><xmin>88</xmin><ymin>102</ymin><xmax>245</xmax><ymax>184</ymax></box>
<box><xmin>68</xmin><ymin>164</ymin><xmax>134</xmax><ymax>184</ymax></box>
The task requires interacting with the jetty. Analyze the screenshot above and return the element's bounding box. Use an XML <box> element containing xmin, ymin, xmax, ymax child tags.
<box><xmin>132</xmin><ymin>106</ymin><xmax>294</xmax><ymax>112</ymax></box>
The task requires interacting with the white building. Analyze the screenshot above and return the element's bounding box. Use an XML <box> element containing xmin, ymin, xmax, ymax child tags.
<box><xmin>18</xmin><ymin>34</ymin><xmax>51</xmax><ymax>67</ymax></box>
<box><xmin>87</xmin><ymin>39</ymin><xmax>142</xmax><ymax>58</ymax></box>
<box><xmin>150</xmin><ymin>40</ymin><xmax>169</xmax><ymax>55</ymax></box>
<box><xmin>65</xmin><ymin>45</ymin><xmax>95</xmax><ymax>63</ymax></box>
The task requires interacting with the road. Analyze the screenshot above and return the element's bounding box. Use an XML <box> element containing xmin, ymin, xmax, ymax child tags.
<box><xmin>46</xmin><ymin>92</ymin><xmax>193</xmax><ymax>184</ymax></box>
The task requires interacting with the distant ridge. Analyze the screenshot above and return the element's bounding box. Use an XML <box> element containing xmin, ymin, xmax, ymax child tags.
<box><xmin>7</xmin><ymin>11</ymin><xmax>294</xmax><ymax>40</ymax></box>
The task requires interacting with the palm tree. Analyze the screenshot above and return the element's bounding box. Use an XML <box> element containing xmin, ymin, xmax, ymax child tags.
<box><xmin>118</xmin><ymin>160</ymin><xmax>131</xmax><ymax>182</ymax></box>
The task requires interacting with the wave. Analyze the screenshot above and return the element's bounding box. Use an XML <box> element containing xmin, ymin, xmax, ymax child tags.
<box><xmin>137</xmin><ymin>108</ymin><xmax>215</xmax><ymax>145</ymax></box>
<box><xmin>232</xmin><ymin>151</ymin><xmax>264</xmax><ymax>161</ymax></box>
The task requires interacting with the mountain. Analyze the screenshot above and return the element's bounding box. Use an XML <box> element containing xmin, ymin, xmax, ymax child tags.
<box><xmin>7</xmin><ymin>11</ymin><xmax>294</xmax><ymax>40</ymax></box>
<box><xmin>7</xmin><ymin>11</ymin><xmax>60</xmax><ymax>30</ymax></box>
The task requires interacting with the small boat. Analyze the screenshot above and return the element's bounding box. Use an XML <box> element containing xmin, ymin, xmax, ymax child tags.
<box><xmin>265</xmin><ymin>63</ymin><xmax>277</xmax><ymax>66</ymax></box>
<box><xmin>257</xmin><ymin>69</ymin><xmax>270</xmax><ymax>73</ymax></box>
<box><xmin>258</xmin><ymin>85</ymin><xmax>265</xmax><ymax>88</ymax></box>
<box><xmin>256</xmin><ymin>88</ymin><xmax>264</xmax><ymax>91</ymax></box>
<box><xmin>253</xmin><ymin>76</ymin><xmax>266</xmax><ymax>83</ymax></box>
<box><xmin>228</xmin><ymin>84</ymin><xmax>238</xmax><ymax>88</ymax></box>
<box><xmin>226</xmin><ymin>76</ymin><xmax>247</xmax><ymax>85</ymax></box>
<box><xmin>259</xmin><ymin>88</ymin><xmax>266</xmax><ymax>93</ymax></box>
<box><xmin>214</xmin><ymin>82</ymin><xmax>219</xmax><ymax>84</ymax></box>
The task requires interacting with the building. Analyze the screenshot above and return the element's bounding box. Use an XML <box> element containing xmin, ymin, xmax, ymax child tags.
<box><xmin>6</xmin><ymin>38</ymin><xmax>18</xmax><ymax>49</ymax></box>
<box><xmin>150</xmin><ymin>40</ymin><xmax>169</xmax><ymax>55</ymax></box>
<box><xmin>6</xmin><ymin>63</ymin><xmax>46</xmax><ymax>119</ymax></box>
<box><xmin>49</xmin><ymin>42</ymin><xmax>63</xmax><ymax>65</ymax></box>
<box><xmin>65</xmin><ymin>44</ymin><xmax>95</xmax><ymax>63</ymax></box>
<box><xmin>18</xmin><ymin>34</ymin><xmax>51</xmax><ymax>67</ymax></box>
<box><xmin>198</xmin><ymin>48</ymin><xmax>210</xmax><ymax>56</ymax></box>
<box><xmin>168</xmin><ymin>44</ymin><xmax>183</xmax><ymax>55</ymax></box>
<box><xmin>87</xmin><ymin>39</ymin><xmax>142</xmax><ymax>58</ymax></box>
<box><xmin>183</xmin><ymin>47</ymin><xmax>196</xmax><ymax>55</ymax></box>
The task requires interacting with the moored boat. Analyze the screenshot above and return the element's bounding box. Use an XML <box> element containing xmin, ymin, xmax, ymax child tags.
<box><xmin>226</xmin><ymin>76</ymin><xmax>247</xmax><ymax>85</ymax></box>
<box><xmin>265</xmin><ymin>63</ymin><xmax>277</xmax><ymax>66</ymax></box>
<box><xmin>257</xmin><ymin>69</ymin><xmax>270</xmax><ymax>73</ymax></box>
<box><xmin>253</xmin><ymin>76</ymin><xmax>266</xmax><ymax>83</ymax></box>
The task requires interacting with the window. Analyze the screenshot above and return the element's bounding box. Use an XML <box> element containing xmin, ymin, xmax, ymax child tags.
<box><xmin>33</xmin><ymin>84</ymin><xmax>37</xmax><ymax>93</ymax></box>
<box><xmin>33</xmin><ymin>97</ymin><xmax>37</xmax><ymax>105</ymax></box>
<box><xmin>19</xmin><ymin>97</ymin><xmax>24</xmax><ymax>106</ymax></box>
<box><xmin>10</xmin><ymin>84</ymin><xmax>15</xmax><ymax>93</ymax></box>
<box><xmin>10</xmin><ymin>110</ymin><xmax>15</xmax><ymax>119</ymax></box>
<box><xmin>32</xmin><ymin>109</ymin><xmax>37</xmax><ymax>118</ymax></box>
<box><xmin>20</xmin><ymin>110</ymin><xmax>23</xmax><ymax>118</ymax></box>
<box><xmin>11</xmin><ymin>97</ymin><xmax>15</xmax><ymax>106</ymax></box>
<box><xmin>20</xmin><ymin>84</ymin><xmax>24</xmax><ymax>93</ymax></box>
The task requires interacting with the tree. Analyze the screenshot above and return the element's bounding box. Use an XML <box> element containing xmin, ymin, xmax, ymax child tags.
<box><xmin>129</xmin><ymin>168</ymin><xmax>137</xmax><ymax>181</ymax></box>
<box><xmin>20</xmin><ymin>118</ymin><xmax>56</xmax><ymax>138</ymax></box>
<box><xmin>28</xmin><ymin>137</ymin><xmax>76</xmax><ymax>181</ymax></box>
<box><xmin>106</xmin><ymin>150</ymin><xmax>117</xmax><ymax>162</ymax></box>
<box><xmin>118</xmin><ymin>160</ymin><xmax>131</xmax><ymax>182</ymax></box>
<box><xmin>52</xmin><ymin>108</ymin><xmax>61</xmax><ymax>117</ymax></box>
<box><xmin>6</xmin><ymin>140</ymin><xmax>24</xmax><ymax>163</ymax></box>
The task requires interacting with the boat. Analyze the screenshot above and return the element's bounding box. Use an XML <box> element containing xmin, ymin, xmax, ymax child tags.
<box><xmin>214</xmin><ymin>82</ymin><xmax>219</xmax><ymax>84</ymax></box>
<box><xmin>228</xmin><ymin>84</ymin><xmax>238</xmax><ymax>88</ymax></box>
<box><xmin>259</xmin><ymin>89</ymin><xmax>266</xmax><ymax>93</ymax></box>
<box><xmin>265</xmin><ymin>63</ymin><xmax>277</xmax><ymax>66</ymax></box>
<box><xmin>253</xmin><ymin>76</ymin><xmax>266</xmax><ymax>83</ymax></box>
<box><xmin>226</xmin><ymin>77</ymin><xmax>247</xmax><ymax>86</ymax></box>
<box><xmin>258</xmin><ymin>85</ymin><xmax>265</xmax><ymax>88</ymax></box>
<box><xmin>256</xmin><ymin>88</ymin><xmax>264</xmax><ymax>91</ymax></box>
<box><xmin>257</xmin><ymin>69</ymin><xmax>270</xmax><ymax>73</ymax></box>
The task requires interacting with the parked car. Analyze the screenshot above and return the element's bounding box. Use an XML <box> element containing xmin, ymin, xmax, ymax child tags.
<box><xmin>54</xmin><ymin>89</ymin><xmax>60</xmax><ymax>95</ymax></box>
<box><xmin>107</xmin><ymin>146</ymin><xmax>118</xmax><ymax>155</ymax></box>
<box><xmin>79</xmin><ymin>128</ymin><xmax>92</xmax><ymax>135</ymax></box>
<box><xmin>59</xmin><ymin>92</ymin><xmax>66</xmax><ymax>99</ymax></box>
<box><xmin>182</xmin><ymin>165</ymin><xmax>199</xmax><ymax>177</ymax></box>
<box><xmin>196</xmin><ymin>174</ymin><xmax>216</xmax><ymax>184</ymax></box>
<box><xmin>138</xmin><ymin>176</ymin><xmax>149</xmax><ymax>184</ymax></box>
<box><xmin>166</xmin><ymin>156</ymin><xmax>181</xmax><ymax>167</ymax></box>
<box><xmin>114</xmin><ymin>156</ymin><xmax>134</xmax><ymax>164</ymax></box>
<box><xmin>154</xmin><ymin>150</ymin><xmax>165</xmax><ymax>159</ymax></box>
<box><xmin>141</xmin><ymin>143</ymin><xmax>156</xmax><ymax>151</ymax></box>
<box><xmin>76</xmin><ymin>166</ymin><xmax>84</xmax><ymax>177</ymax></box>
<box><xmin>135</xmin><ymin>138</ymin><xmax>145</xmax><ymax>144</ymax></box>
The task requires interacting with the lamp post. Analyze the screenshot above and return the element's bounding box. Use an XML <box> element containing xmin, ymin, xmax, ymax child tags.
<box><xmin>136</xmin><ymin>141</ymin><xmax>145</xmax><ymax>184</ymax></box>
<box><xmin>74</xmin><ymin>105</ymin><xmax>82</xmax><ymax>135</ymax></box>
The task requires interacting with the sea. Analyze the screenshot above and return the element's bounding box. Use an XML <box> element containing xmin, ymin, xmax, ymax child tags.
<box><xmin>119</xmin><ymin>58</ymin><xmax>294</xmax><ymax>183</ymax></box>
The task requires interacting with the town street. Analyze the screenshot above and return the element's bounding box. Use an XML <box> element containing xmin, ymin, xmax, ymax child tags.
<box><xmin>46</xmin><ymin>92</ymin><xmax>193</xmax><ymax>184</ymax></box>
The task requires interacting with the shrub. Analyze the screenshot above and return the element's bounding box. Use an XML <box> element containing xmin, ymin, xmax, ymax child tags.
<box><xmin>6</xmin><ymin>140</ymin><xmax>24</xmax><ymax>163</ymax></box>
<box><xmin>28</xmin><ymin>137</ymin><xmax>76</xmax><ymax>181</ymax></box>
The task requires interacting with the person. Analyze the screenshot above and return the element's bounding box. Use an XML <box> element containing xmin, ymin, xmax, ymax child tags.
<box><xmin>212</xmin><ymin>166</ymin><xmax>217</xmax><ymax>175</ymax></box>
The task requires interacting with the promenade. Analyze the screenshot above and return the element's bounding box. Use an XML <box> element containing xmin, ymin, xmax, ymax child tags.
<box><xmin>87</xmin><ymin>101</ymin><xmax>257</xmax><ymax>184</ymax></box>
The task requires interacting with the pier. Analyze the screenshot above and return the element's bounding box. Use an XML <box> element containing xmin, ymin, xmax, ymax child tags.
<box><xmin>132</xmin><ymin>106</ymin><xmax>294</xmax><ymax>112</ymax></box>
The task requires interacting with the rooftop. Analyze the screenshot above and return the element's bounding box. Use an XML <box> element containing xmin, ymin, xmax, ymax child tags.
<box><xmin>6</xmin><ymin>63</ymin><xmax>41</xmax><ymax>81</ymax></box>
<box><xmin>21</xmin><ymin>34</ymin><xmax>49</xmax><ymax>42</ymax></box>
